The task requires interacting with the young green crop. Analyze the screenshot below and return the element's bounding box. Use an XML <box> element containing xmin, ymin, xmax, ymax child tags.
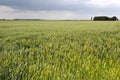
<box><xmin>0</xmin><ymin>20</ymin><xmax>120</xmax><ymax>80</ymax></box>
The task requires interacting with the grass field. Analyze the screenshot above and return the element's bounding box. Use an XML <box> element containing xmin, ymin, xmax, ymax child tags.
<box><xmin>0</xmin><ymin>20</ymin><xmax>120</xmax><ymax>80</ymax></box>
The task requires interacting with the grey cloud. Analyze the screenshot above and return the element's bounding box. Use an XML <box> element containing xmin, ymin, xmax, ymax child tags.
<box><xmin>0</xmin><ymin>0</ymin><xmax>120</xmax><ymax>19</ymax></box>
<box><xmin>0</xmin><ymin>0</ymin><xmax>90</xmax><ymax>11</ymax></box>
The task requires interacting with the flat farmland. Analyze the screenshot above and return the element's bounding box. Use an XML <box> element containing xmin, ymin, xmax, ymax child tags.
<box><xmin>0</xmin><ymin>21</ymin><xmax>120</xmax><ymax>80</ymax></box>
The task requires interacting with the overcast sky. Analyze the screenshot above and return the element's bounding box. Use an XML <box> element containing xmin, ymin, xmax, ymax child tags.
<box><xmin>0</xmin><ymin>0</ymin><xmax>120</xmax><ymax>20</ymax></box>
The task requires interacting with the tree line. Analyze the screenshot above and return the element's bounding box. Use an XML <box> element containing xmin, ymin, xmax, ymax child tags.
<box><xmin>93</xmin><ymin>16</ymin><xmax>118</xmax><ymax>21</ymax></box>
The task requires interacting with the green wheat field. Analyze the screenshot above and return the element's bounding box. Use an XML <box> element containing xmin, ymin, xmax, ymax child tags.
<box><xmin>0</xmin><ymin>20</ymin><xmax>120</xmax><ymax>80</ymax></box>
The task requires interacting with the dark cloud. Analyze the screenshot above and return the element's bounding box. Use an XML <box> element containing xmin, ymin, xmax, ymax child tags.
<box><xmin>0</xmin><ymin>0</ymin><xmax>119</xmax><ymax>14</ymax></box>
<box><xmin>0</xmin><ymin>0</ymin><xmax>90</xmax><ymax>11</ymax></box>
<box><xmin>0</xmin><ymin>0</ymin><xmax>120</xmax><ymax>19</ymax></box>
